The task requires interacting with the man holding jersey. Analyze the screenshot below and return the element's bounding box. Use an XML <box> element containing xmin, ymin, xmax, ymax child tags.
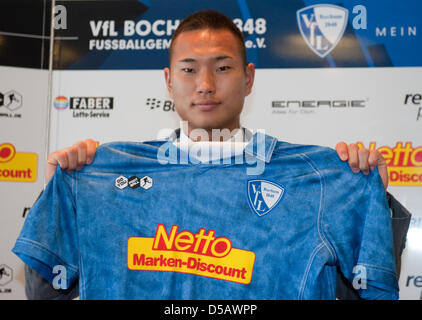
<box><xmin>15</xmin><ymin>10</ymin><xmax>410</xmax><ymax>300</ymax></box>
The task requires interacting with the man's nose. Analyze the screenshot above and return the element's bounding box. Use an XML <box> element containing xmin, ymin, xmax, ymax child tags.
<box><xmin>196</xmin><ymin>70</ymin><xmax>216</xmax><ymax>95</ymax></box>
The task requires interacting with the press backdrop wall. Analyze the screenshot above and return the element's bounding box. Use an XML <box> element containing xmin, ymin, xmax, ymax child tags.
<box><xmin>0</xmin><ymin>0</ymin><xmax>421</xmax><ymax>300</ymax></box>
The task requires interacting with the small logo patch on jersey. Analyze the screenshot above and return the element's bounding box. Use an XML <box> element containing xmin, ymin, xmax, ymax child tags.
<box><xmin>115</xmin><ymin>175</ymin><xmax>153</xmax><ymax>190</ymax></box>
<box><xmin>115</xmin><ymin>176</ymin><xmax>128</xmax><ymax>189</ymax></box>
<box><xmin>128</xmin><ymin>176</ymin><xmax>140</xmax><ymax>189</ymax></box>
<box><xmin>247</xmin><ymin>180</ymin><xmax>284</xmax><ymax>216</ymax></box>
<box><xmin>140</xmin><ymin>176</ymin><xmax>153</xmax><ymax>189</ymax></box>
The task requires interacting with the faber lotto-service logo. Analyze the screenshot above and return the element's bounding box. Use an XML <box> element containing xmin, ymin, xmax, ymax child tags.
<box><xmin>53</xmin><ymin>96</ymin><xmax>113</xmax><ymax>118</ymax></box>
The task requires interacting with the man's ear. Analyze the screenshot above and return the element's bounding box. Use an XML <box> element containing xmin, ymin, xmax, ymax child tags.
<box><xmin>164</xmin><ymin>67</ymin><xmax>172</xmax><ymax>96</ymax></box>
<box><xmin>245</xmin><ymin>63</ymin><xmax>255</xmax><ymax>96</ymax></box>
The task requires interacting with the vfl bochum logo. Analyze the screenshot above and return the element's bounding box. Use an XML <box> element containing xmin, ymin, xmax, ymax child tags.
<box><xmin>297</xmin><ymin>4</ymin><xmax>348</xmax><ymax>58</ymax></box>
<box><xmin>247</xmin><ymin>180</ymin><xmax>284</xmax><ymax>217</ymax></box>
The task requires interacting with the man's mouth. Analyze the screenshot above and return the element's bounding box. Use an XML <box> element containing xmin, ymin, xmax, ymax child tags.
<box><xmin>192</xmin><ymin>101</ymin><xmax>221</xmax><ymax>111</ymax></box>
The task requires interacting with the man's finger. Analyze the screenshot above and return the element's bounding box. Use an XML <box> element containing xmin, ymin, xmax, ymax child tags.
<box><xmin>85</xmin><ymin>139</ymin><xmax>98</xmax><ymax>164</ymax></box>
<box><xmin>358</xmin><ymin>148</ymin><xmax>370</xmax><ymax>175</ymax></box>
<box><xmin>368</xmin><ymin>150</ymin><xmax>379</xmax><ymax>171</ymax></box>
<box><xmin>335</xmin><ymin>142</ymin><xmax>349</xmax><ymax>161</ymax></box>
<box><xmin>65</xmin><ymin>146</ymin><xmax>79</xmax><ymax>172</ymax></box>
<box><xmin>47</xmin><ymin>150</ymin><xmax>69</xmax><ymax>169</ymax></box>
<box><xmin>46</xmin><ymin>154</ymin><xmax>59</xmax><ymax>167</ymax></box>
<box><xmin>347</xmin><ymin>143</ymin><xmax>360</xmax><ymax>173</ymax></box>
<box><xmin>75</xmin><ymin>141</ymin><xmax>87</xmax><ymax>170</ymax></box>
<box><xmin>45</xmin><ymin>151</ymin><xmax>69</xmax><ymax>184</ymax></box>
<box><xmin>374</xmin><ymin>150</ymin><xmax>389</xmax><ymax>190</ymax></box>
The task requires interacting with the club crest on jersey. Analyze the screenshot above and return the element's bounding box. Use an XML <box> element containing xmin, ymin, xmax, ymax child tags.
<box><xmin>247</xmin><ymin>180</ymin><xmax>284</xmax><ymax>217</ymax></box>
<box><xmin>297</xmin><ymin>4</ymin><xmax>348</xmax><ymax>58</ymax></box>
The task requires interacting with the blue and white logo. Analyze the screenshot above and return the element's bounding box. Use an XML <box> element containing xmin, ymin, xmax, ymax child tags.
<box><xmin>247</xmin><ymin>180</ymin><xmax>284</xmax><ymax>217</ymax></box>
<box><xmin>297</xmin><ymin>4</ymin><xmax>348</xmax><ymax>58</ymax></box>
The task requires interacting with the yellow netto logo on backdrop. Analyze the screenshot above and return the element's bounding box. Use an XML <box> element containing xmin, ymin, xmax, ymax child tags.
<box><xmin>358</xmin><ymin>142</ymin><xmax>422</xmax><ymax>186</ymax></box>
<box><xmin>0</xmin><ymin>143</ymin><xmax>37</xmax><ymax>182</ymax></box>
<box><xmin>127</xmin><ymin>224</ymin><xmax>255</xmax><ymax>284</ymax></box>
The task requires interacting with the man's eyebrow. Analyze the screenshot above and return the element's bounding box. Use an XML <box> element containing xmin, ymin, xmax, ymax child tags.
<box><xmin>178</xmin><ymin>58</ymin><xmax>197</xmax><ymax>63</ymax></box>
<box><xmin>177</xmin><ymin>55</ymin><xmax>234</xmax><ymax>63</ymax></box>
<box><xmin>214</xmin><ymin>55</ymin><xmax>233</xmax><ymax>61</ymax></box>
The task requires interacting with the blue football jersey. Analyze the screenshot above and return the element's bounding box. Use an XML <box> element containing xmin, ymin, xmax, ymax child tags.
<box><xmin>12</xmin><ymin>133</ymin><xmax>399</xmax><ymax>299</ymax></box>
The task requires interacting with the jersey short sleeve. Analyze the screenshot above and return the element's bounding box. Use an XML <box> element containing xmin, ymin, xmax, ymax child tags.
<box><xmin>316</xmin><ymin>150</ymin><xmax>399</xmax><ymax>299</ymax></box>
<box><xmin>12</xmin><ymin>166</ymin><xmax>79</xmax><ymax>289</ymax></box>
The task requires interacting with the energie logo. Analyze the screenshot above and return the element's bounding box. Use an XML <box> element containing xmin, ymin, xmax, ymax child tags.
<box><xmin>358</xmin><ymin>142</ymin><xmax>422</xmax><ymax>186</ymax></box>
<box><xmin>127</xmin><ymin>224</ymin><xmax>255</xmax><ymax>284</ymax></box>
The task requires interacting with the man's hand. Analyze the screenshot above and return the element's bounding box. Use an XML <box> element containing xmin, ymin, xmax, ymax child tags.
<box><xmin>335</xmin><ymin>142</ymin><xmax>388</xmax><ymax>190</ymax></box>
<box><xmin>45</xmin><ymin>139</ymin><xmax>99</xmax><ymax>185</ymax></box>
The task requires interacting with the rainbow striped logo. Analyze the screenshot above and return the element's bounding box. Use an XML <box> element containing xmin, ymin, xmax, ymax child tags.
<box><xmin>53</xmin><ymin>96</ymin><xmax>69</xmax><ymax>110</ymax></box>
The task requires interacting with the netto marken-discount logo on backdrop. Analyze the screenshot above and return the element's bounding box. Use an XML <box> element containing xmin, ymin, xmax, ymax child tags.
<box><xmin>358</xmin><ymin>142</ymin><xmax>422</xmax><ymax>186</ymax></box>
<box><xmin>0</xmin><ymin>143</ymin><xmax>37</xmax><ymax>182</ymax></box>
<box><xmin>127</xmin><ymin>224</ymin><xmax>255</xmax><ymax>284</ymax></box>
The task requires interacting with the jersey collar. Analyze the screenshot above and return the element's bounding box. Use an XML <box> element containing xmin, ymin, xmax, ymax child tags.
<box><xmin>244</xmin><ymin>130</ymin><xmax>278</xmax><ymax>163</ymax></box>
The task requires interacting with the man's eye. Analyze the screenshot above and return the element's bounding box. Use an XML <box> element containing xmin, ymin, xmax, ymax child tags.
<box><xmin>182</xmin><ymin>68</ymin><xmax>194</xmax><ymax>73</ymax></box>
<box><xmin>217</xmin><ymin>66</ymin><xmax>231</xmax><ymax>71</ymax></box>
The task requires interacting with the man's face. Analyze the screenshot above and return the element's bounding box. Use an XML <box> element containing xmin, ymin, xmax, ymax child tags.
<box><xmin>164</xmin><ymin>28</ymin><xmax>255</xmax><ymax>138</ymax></box>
